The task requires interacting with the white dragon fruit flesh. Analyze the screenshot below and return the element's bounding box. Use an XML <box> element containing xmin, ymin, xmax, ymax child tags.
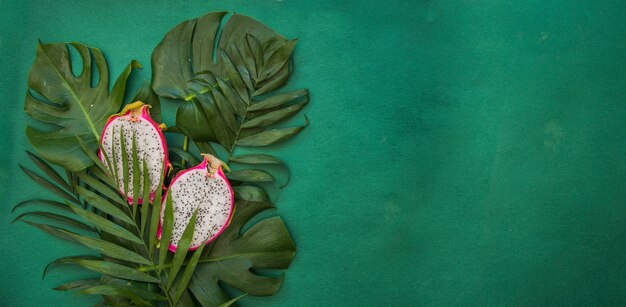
<box><xmin>100</xmin><ymin>101</ymin><xmax>169</xmax><ymax>204</ymax></box>
<box><xmin>159</xmin><ymin>154</ymin><xmax>234</xmax><ymax>252</ymax></box>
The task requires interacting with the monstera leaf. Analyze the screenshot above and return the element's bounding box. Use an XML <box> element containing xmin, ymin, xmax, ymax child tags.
<box><xmin>152</xmin><ymin>12</ymin><xmax>308</xmax><ymax>151</ymax></box>
<box><xmin>188</xmin><ymin>200</ymin><xmax>295</xmax><ymax>306</ymax></box>
<box><xmin>25</xmin><ymin>42</ymin><xmax>139</xmax><ymax>171</ymax></box>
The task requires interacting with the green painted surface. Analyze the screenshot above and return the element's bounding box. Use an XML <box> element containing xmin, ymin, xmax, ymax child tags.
<box><xmin>2</xmin><ymin>0</ymin><xmax>626</xmax><ymax>306</ymax></box>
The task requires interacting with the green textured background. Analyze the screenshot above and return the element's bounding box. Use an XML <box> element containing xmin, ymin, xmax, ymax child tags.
<box><xmin>2</xmin><ymin>0</ymin><xmax>626</xmax><ymax>306</ymax></box>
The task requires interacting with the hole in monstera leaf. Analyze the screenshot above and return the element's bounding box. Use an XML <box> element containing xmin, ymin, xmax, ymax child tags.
<box><xmin>211</xmin><ymin>12</ymin><xmax>233</xmax><ymax>64</ymax></box>
<box><xmin>89</xmin><ymin>49</ymin><xmax>100</xmax><ymax>89</ymax></box>
<box><xmin>249</xmin><ymin>268</ymin><xmax>283</xmax><ymax>278</ymax></box>
<box><xmin>66</xmin><ymin>44</ymin><xmax>83</xmax><ymax>79</ymax></box>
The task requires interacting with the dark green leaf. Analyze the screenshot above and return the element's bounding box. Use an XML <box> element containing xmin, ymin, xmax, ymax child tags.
<box><xmin>53</xmin><ymin>279</ymin><xmax>101</xmax><ymax>291</ymax></box>
<box><xmin>218</xmin><ymin>294</ymin><xmax>247</xmax><ymax>307</ymax></box>
<box><xmin>189</xmin><ymin>200</ymin><xmax>295</xmax><ymax>304</ymax></box>
<box><xmin>259</xmin><ymin>39</ymin><xmax>297</xmax><ymax>82</ymax></box>
<box><xmin>212</xmin><ymin>88</ymin><xmax>239</xmax><ymax>133</ymax></box>
<box><xmin>76</xmin><ymin>186</ymin><xmax>133</xmax><ymax>224</ymax></box>
<box><xmin>168</xmin><ymin>209</ymin><xmax>199</xmax><ymax>287</ymax></box>
<box><xmin>75</xmin><ymin>171</ymin><xmax>123</xmax><ymax>205</ymax></box>
<box><xmin>226</xmin><ymin>169</ymin><xmax>274</xmax><ymax>183</ymax></box>
<box><xmin>12</xmin><ymin>199</ymin><xmax>72</xmax><ymax>214</ymax></box>
<box><xmin>25</xmin><ymin>42</ymin><xmax>139</xmax><ymax>171</ymax></box>
<box><xmin>158</xmin><ymin>192</ymin><xmax>174</xmax><ymax>270</ymax></box>
<box><xmin>120</xmin><ymin>126</ymin><xmax>130</xmax><ymax>199</ymax></box>
<box><xmin>12</xmin><ymin>211</ymin><xmax>95</xmax><ymax>232</ymax></box>
<box><xmin>19</xmin><ymin>164</ymin><xmax>79</xmax><ymax>204</ymax></box>
<box><xmin>236</xmin><ymin>118</ymin><xmax>307</xmax><ymax>147</ymax></box>
<box><xmin>253</xmin><ymin>61</ymin><xmax>291</xmax><ymax>96</ymax></box>
<box><xmin>217</xmin><ymin>78</ymin><xmax>246</xmax><ymax>116</ymax></box>
<box><xmin>170</xmin><ymin>147</ymin><xmax>200</xmax><ymax>166</ymax></box>
<box><xmin>131</xmin><ymin>132</ymin><xmax>140</xmax><ymax>212</ymax></box>
<box><xmin>132</xmin><ymin>81</ymin><xmax>162</xmax><ymax>123</ymax></box>
<box><xmin>67</xmin><ymin>203</ymin><xmax>143</xmax><ymax>244</ymax></box>
<box><xmin>82</xmin><ymin>285</ymin><xmax>167</xmax><ymax>301</ymax></box>
<box><xmin>229</xmin><ymin>154</ymin><xmax>284</xmax><ymax>165</ymax></box>
<box><xmin>175</xmin><ymin>98</ymin><xmax>215</xmax><ymax>142</ymax></box>
<box><xmin>246</xmin><ymin>34</ymin><xmax>263</xmax><ymax>78</ymax></box>
<box><xmin>228</xmin><ymin>43</ymin><xmax>254</xmax><ymax>91</ymax></box>
<box><xmin>249</xmin><ymin>89</ymin><xmax>308</xmax><ymax>111</ymax></box>
<box><xmin>25</xmin><ymin>151</ymin><xmax>71</xmax><ymax>191</ymax></box>
<box><xmin>233</xmin><ymin>186</ymin><xmax>270</xmax><ymax>202</ymax></box>
<box><xmin>149</xmin><ymin>164</ymin><xmax>166</xmax><ymax>257</ymax></box>
<box><xmin>195</xmin><ymin>142</ymin><xmax>218</xmax><ymax>157</ymax></box>
<box><xmin>220</xmin><ymin>49</ymin><xmax>249</xmax><ymax>104</ymax></box>
<box><xmin>140</xmin><ymin>160</ymin><xmax>151</xmax><ymax>234</ymax></box>
<box><xmin>65</xmin><ymin>232</ymin><xmax>151</xmax><ymax>265</ymax></box>
<box><xmin>21</xmin><ymin>220</ymin><xmax>78</xmax><ymax>243</ymax></box>
<box><xmin>76</xmin><ymin>137</ymin><xmax>110</xmax><ymax>181</ymax></box>
<box><xmin>174</xmin><ymin>243</ymin><xmax>206</xmax><ymax>304</ymax></box>
<box><xmin>242</xmin><ymin>102</ymin><xmax>306</xmax><ymax>128</ymax></box>
<box><xmin>48</xmin><ymin>257</ymin><xmax>159</xmax><ymax>283</ymax></box>
<box><xmin>152</xmin><ymin>12</ymin><xmax>227</xmax><ymax>100</ymax></box>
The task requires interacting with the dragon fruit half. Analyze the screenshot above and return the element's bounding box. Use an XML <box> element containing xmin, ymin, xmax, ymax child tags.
<box><xmin>159</xmin><ymin>154</ymin><xmax>234</xmax><ymax>252</ymax></box>
<box><xmin>100</xmin><ymin>101</ymin><xmax>169</xmax><ymax>204</ymax></box>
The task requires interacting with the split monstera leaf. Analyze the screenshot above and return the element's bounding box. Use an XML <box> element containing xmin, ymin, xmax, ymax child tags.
<box><xmin>15</xmin><ymin>11</ymin><xmax>307</xmax><ymax>307</ymax></box>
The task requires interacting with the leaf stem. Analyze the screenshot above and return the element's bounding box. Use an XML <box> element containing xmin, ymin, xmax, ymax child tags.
<box><xmin>181</xmin><ymin>136</ymin><xmax>189</xmax><ymax>168</ymax></box>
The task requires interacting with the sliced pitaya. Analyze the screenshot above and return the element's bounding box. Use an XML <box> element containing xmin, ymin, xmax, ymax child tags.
<box><xmin>99</xmin><ymin>101</ymin><xmax>169</xmax><ymax>204</ymax></box>
<box><xmin>159</xmin><ymin>154</ymin><xmax>234</xmax><ymax>252</ymax></box>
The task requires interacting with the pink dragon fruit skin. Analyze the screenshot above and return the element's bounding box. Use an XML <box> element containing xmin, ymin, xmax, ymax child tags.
<box><xmin>158</xmin><ymin>154</ymin><xmax>234</xmax><ymax>252</ymax></box>
<box><xmin>99</xmin><ymin>101</ymin><xmax>169</xmax><ymax>204</ymax></box>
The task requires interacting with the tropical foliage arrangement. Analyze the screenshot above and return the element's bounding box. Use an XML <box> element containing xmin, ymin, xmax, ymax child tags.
<box><xmin>13</xmin><ymin>11</ymin><xmax>308</xmax><ymax>306</ymax></box>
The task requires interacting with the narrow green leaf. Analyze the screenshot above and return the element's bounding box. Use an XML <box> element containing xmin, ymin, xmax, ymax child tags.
<box><xmin>245</xmin><ymin>33</ymin><xmax>263</xmax><ymax>79</ymax></box>
<box><xmin>76</xmin><ymin>137</ymin><xmax>109</xmax><ymax>179</ymax></box>
<box><xmin>149</xmin><ymin>163</ymin><xmax>166</xmax><ymax>257</ymax></box>
<box><xmin>19</xmin><ymin>164</ymin><xmax>79</xmax><ymax>204</ymax></box>
<box><xmin>242</xmin><ymin>102</ymin><xmax>307</xmax><ymax>128</ymax></box>
<box><xmin>81</xmin><ymin>285</ymin><xmax>167</xmax><ymax>301</ymax></box>
<box><xmin>213</xmin><ymin>88</ymin><xmax>239</xmax><ymax>133</ymax></box>
<box><xmin>76</xmin><ymin>186</ymin><xmax>133</xmax><ymax>224</ymax></box>
<box><xmin>131</xmin><ymin>132</ymin><xmax>140</xmax><ymax>214</ymax></box>
<box><xmin>170</xmin><ymin>147</ymin><xmax>200</xmax><ymax>165</ymax></box>
<box><xmin>12</xmin><ymin>199</ymin><xmax>72</xmax><ymax>214</ymax></box>
<box><xmin>233</xmin><ymin>186</ymin><xmax>270</xmax><ymax>202</ymax></box>
<box><xmin>194</xmin><ymin>141</ymin><xmax>218</xmax><ymax>156</ymax></box>
<box><xmin>237</xmin><ymin>118</ymin><xmax>308</xmax><ymax>147</ymax></box>
<box><xmin>259</xmin><ymin>39</ymin><xmax>297</xmax><ymax>81</ymax></box>
<box><xmin>25</xmin><ymin>151</ymin><xmax>71</xmax><ymax>191</ymax></box>
<box><xmin>226</xmin><ymin>169</ymin><xmax>275</xmax><ymax>183</ymax></box>
<box><xmin>158</xmin><ymin>192</ymin><xmax>173</xmax><ymax>270</ymax></box>
<box><xmin>220</xmin><ymin>49</ymin><xmax>249</xmax><ymax>103</ymax></box>
<box><xmin>49</xmin><ymin>258</ymin><xmax>160</xmax><ymax>283</ymax></box>
<box><xmin>253</xmin><ymin>62</ymin><xmax>291</xmax><ymax>96</ymax></box>
<box><xmin>249</xmin><ymin>89</ymin><xmax>308</xmax><ymax>111</ymax></box>
<box><xmin>58</xmin><ymin>229</ymin><xmax>151</xmax><ymax>265</ymax></box>
<box><xmin>229</xmin><ymin>154</ymin><xmax>284</xmax><ymax>165</ymax></box>
<box><xmin>140</xmin><ymin>160</ymin><xmax>150</xmax><ymax>234</ymax></box>
<box><xmin>174</xmin><ymin>243</ymin><xmax>206</xmax><ymax>305</ymax></box>
<box><xmin>12</xmin><ymin>211</ymin><xmax>95</xmax><ymax>232</ymax></box>
<box><xmin>168</xmin><ymin>208</ymin><xmax>199</xmax><ymax>287</ymax></box>
<box><xmin>229</xmin><ymin>154</ymin><xmax>290</xmax><ymax>187</ymax></box>
<box><xmin>228</xmin><ymin>43</ymin><xmax>254</xmax><ymax>91</ymax></box>
<box><xmin>75</xmin><ymin>171</ymin><xmax>124</xmax><ymax>205</ymax></box>
<box><xmin>120</xmin><ymin>126</ymin><xmax>130</xmax><ymax>201</ymax></box>
<box><xmin>21</xmin><ymin>220</ymin><xmax>77</xmax><ymax>243</ymax></box>
<box><xmin>53</xmin><ymin>279</ymin><xmax>101</xmax><ymax>291</ymax></box>
<box><xmin>218</xmin><ymin>294</ymin><xmax>248</xmax><ymax>307</ymax></box>
<box><xmin>217</xmin><ymin>78</ymin><xmax>245</xmax><ymax>116</ymax></box>
<box><xmin>67</xmin><ymin>203</ymin><xmax>143</xmax><ymax>244</ymax></box>
<box><xmin>87</xmin><ymin>165</ymin><xmax>117</xmax><ymax>191</ymax></box>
